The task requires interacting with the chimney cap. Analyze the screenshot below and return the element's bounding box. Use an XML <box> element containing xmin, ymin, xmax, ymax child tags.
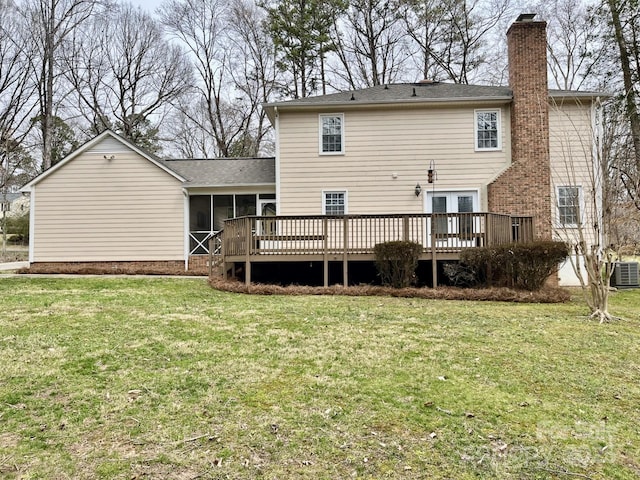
<box><xmin>516</xmin><ymin>13</ymin><xmax>537</xmax><ymax>22</ymax></box>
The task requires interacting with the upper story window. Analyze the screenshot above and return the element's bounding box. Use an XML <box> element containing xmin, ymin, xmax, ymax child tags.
<box><xmin>319</xmin><ymin>114</ymin><xmax>344</xmax><ymax>154</ymax></box>
<box><xmin>557</xmin><ymin>186</ymin><xmax>582</xmax><ymax>227</ymax></box>
<box><xmin>323</xmin><ymin>191</ymin><xmax>347</xmax><ymax>215</ymax></box>
<box><xmin>475</xmin><ymin>109</ymin><xmax>501</xmax><ymax>150</ymax></box>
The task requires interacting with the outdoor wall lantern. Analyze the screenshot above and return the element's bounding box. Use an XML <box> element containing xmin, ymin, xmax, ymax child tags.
<box><xmin>415</xmin><ymin>183</ymin><xmax>422</xmax><ymax>196</ymax></box>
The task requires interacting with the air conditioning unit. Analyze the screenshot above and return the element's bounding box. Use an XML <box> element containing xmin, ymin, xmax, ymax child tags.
<box><xmin>612</xmin><ymin>262</ymin><xmax>640</xmax><ymax>289</ymax></box>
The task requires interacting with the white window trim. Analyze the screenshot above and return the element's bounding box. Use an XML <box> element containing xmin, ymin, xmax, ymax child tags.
<box><xmin>322</xmin><ymin>190</ymin><xmax>348</xmax><ymax>215</ymax></box>
<box><xmin>556</xmin><ymin>185</ymin><xmax>583</xmax><ymax>228</ymax></box>
<box><xmin>474</xmin><ymin>109</ymin><xmax>502</xmax><ymax>151</ymax></box>
<box><xmin>319</xmin><ymin>113</ymin><xmax>345</xmax><ymax>155</ymax></box>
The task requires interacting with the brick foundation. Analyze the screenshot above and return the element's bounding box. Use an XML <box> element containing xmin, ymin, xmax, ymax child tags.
<box><xmin>488</xmin><ymin>17</ymin><xmax>552</xmax><ymax>240</ymax></box>
<box><xmin>186</xmin><ymin>256</ymin><xmax>210</xmax><ymax>275</ymax></box>
<box><xmin>26</xmin><ymin>257</ymin><xmax>209</xmax><ymax>276</ymax></box>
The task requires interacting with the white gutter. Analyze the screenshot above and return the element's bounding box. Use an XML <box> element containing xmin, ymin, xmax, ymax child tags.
<box><xmin>182</xmin><ymin>188</ymin><xmax>189</xmax><ymax>271</ymax></box>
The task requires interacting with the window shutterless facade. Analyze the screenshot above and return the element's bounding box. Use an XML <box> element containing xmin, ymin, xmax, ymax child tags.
<box><xmin>319</xmin><ymin>114</ymin><xmax>344</xmax><ymax>154</ymax></box>
<box><xmin>557</xmin><ymin>186</ymin><xmax>581</xmax><ymax>226</ymax></box>
<box><xmin>475</xmin><ymin>109</ymin><xmax>501</xmax><ymax>150</ymax></box>
<box><xmin>323</xmin><ymin>191</ymin><xmax>347</xmax><ymax>215</ymax></box>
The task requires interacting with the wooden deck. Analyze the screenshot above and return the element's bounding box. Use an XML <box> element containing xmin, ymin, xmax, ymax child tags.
<box><xmin>209</xmin><ymin>213</ymin><xmax>534</xmax><ymax>286</ymax></box>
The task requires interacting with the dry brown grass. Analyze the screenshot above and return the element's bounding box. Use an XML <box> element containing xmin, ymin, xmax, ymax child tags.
<box><xmin>209</xmin><ymin>278</ymin><xmax>571</xmax><ymax>303</ymax></box>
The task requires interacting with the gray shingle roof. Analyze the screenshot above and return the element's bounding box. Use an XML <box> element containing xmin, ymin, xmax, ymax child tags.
<box><xmin>549</xmin><ymin>89</ymin><xmax>609</xmax><ymax>99</ymax></box>
<box><xmin>263</xmin><ymin>83</ymin><xmax>609</xmax><ymax>123</ymax></box>
<box><xmin>160</xmin><ymin>157</ymin><xmax>275</xmax><ymax>188</ymax></box>
<box><xmin>265</xmin><ymin>82</ymin><xmax>513</xmax><ymax>109</ymax></box>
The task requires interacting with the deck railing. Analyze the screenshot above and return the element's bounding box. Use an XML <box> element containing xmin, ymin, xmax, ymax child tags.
<box><xmin>221</xmin><ymin>213</ymin><xmax>534</xmax><ymax>258</ymax></box>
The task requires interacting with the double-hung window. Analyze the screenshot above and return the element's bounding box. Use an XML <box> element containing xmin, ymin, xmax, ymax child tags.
<box><xmin>323</xmin><ymin>191</ymin><xmax>346</xmax><ymax>215</ymax></box>
<box><xmin>319</xmin><ymin>114</ymin><xmax>344</xmax><ymax>154</ymax></box>
<box><xmin>475</xmin><ymin>109</ymin><xmax>501</xmax><ymax>150</ymax></box>
<box><xmin>557</xmin><ymin>186</ymin><xmax>581</xmax><ymax>226</ymax></box>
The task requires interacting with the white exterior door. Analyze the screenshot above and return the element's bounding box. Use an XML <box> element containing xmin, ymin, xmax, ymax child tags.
<box><xmin>258</xmin><ymin>199</ymin><xmax>277</xmax><ymax>235</ymax></box>
<box><xmin>425</xmin><ymin>191</ymin><xmax>479</xmax><ymax>247</ymax></box>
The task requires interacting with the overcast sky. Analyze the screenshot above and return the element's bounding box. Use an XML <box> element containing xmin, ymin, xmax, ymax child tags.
<box><xmin>136</xmin><ymin>0</ymin><xmax>163</xmax><ymax>14</ymax></box>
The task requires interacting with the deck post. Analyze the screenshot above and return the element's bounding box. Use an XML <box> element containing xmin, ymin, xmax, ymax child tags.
<box><xmin>403</xmin><ymin>215</ymin><xmax>409</xmax><ymax>241</ymax></box>
<box><xmin>208</xmin><ymin>237</ymin><xmax>213</xmax><ymax>277</ymax></box>
<box><xmin>431</xmin><ymin>218</ymin><xmax>438</xmax><ymax>288</ymax></box>
<box><xmin>343</xmin><ymin>216</ymin><xmax>348</xmax><ymax>287</ymax></box>
<box><xmin>221</xmin><ymin>230</ymin><xmax>228</xmax><ymax>281</ymax></box>
<box><xmin>245</xmin><ymin>218</ymin><xmax>252</xmax><ymax>285</ymax></box>
<box><xmin>323</xmin><ymin>217</ymin><xmax>329</xmax><ymax>287</ymax></box>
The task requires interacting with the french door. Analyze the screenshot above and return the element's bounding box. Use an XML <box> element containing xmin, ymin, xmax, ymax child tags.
<box><xmin>425</xmin><ymin>191</ymin><xmax>479</xmax><ymax>247</ymax></box>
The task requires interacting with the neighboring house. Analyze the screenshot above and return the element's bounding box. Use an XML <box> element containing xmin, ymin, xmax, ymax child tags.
<box><xmin>20</xmin><ymin>131</ymin><xmax>275</xmax><ymax>274</ymax></box>
<box><xmin>2</xmin><ymin>189</ymin><xmax>30</xmax><ymax>219</ymax></box>
<box><xmin>21</xmin><ymin>14</ymin><xmax>604</xmax><ymax>285</ymax></box>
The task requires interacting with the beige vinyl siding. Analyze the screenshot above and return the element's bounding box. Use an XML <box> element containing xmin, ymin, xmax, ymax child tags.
<box><xmin>278</xmin><ymin>104</ymin><xmax>511</xmax><ymax>215</ymax></box>
<box><xmin>549</xmin><ymin>100</ymin><xmax>599</xmax><ymax>245</ymax></box>
<box><xmin>33</xmin><ymin>144</ymin><xmax>184</xmax><ymax>262</ymax></box>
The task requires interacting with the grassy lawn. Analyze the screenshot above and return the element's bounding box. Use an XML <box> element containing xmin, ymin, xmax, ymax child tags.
<box><xmin>0</xmin><ymin>278</ymin><xmax>639</xmax><ymax>479</ymax></box>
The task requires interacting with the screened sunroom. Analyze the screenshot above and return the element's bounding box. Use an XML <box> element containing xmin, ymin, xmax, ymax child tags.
<box><xmin>188</xmin><ymin>193</ymin><xmax>276</xmax><ymax>255</ymax></box>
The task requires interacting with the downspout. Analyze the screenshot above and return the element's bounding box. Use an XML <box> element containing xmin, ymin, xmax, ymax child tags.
<box><xmin>28</xmin><ymin>186</ymin><xmax>35</xmax><ymax>264</ymax></box>
<box><xmin>592</xmin><ymin>98</ymin><xmax>605</xmax><ymax>250</ymax></box>
<box><xmin>183</xmin><ymin>188</ymin><xmax>189</xmax><ymax>271</ymax></box>
<box><xmin>275</xmin><ymin>106</ymin><xmax>280</xmax><ymax>214</ymax></box>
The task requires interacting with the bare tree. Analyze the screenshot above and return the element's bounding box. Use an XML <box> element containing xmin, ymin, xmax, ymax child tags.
<box><xmin>332</xmin><ymin>0</ymin><xmax>408</xmax><ymax>89</ymax></box>
<box><xmin>604</xmin><ymin>0</ymin><xmax>640</xmax><ymax>212</ymax></box>
<box><xmin>444</xmin><ymin>0</ymin><xmax>510</xmax><ymax>84</ymax></box>
<box><xmin>602</xmin><ymin>100</ymin><xmax>640</xmax><ymax>249</ymax></box>
<box><xmin>227</xmin><ymin>0</ymin><xmax>279</xmax><ymax>156</ymax></box>
<box><xmin>19</xmin><ymin>0</ymin><xmax>104</xmax><ymax>171</ymax></box>
<box><xmin>529</xmin><ymin>0</ymin><xmax>606</xmax><ymax>91</ymax></box>
<box><xmin>0</xmin><ymin>1</ymin><xmax>37</xmax><ymax>152</ymax></box>
<box><xmin>400</xmin><ymin>0</ymin><xmax>450</xmax><ymax>81</ymax></box>
<box><xmin>62</xmin><ymin>9</ymin><xmax>112</xmax><ymax>136</ymax></box>
<box><xmin>399</xmin><ymin>0</ymin><xmax>509</xmax><ymax>84</ymax></box>
<box><xmin>0</xmin><ymin>0</ymin><xmax>39</xmax><ymax>254</ymax></box>
<box><xmin>551</xmin><ymin>98</ymin><xmax>616</xmax><ymax>322</ymax></box>
<box><xmin>64</xmin><ymin>3</ymin><xmax>193</xmax><ymax>153</ymax></box>
<box><xmin>161</xmin><ymin>0</ymin><xmax>256</xmax><ymax>157</ymax></box>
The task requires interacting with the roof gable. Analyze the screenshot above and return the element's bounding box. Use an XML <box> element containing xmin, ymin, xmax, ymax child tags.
<box><xmin>21</xmin><ymin>130</ymin><xmax>185</xmax><ymax>191</ymax></box>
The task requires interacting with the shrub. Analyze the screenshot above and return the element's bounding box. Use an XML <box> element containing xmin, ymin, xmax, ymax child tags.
<box><xmin>373</xmin><ymin>241</ymin><xmax>423</xmax><ymax>288</ymax></box>
<box><xmin>5</xmin><ymin>213</ymin><xmax>29</xmax><ymax>244</ymax></box>
<box><xmin>459</xmin><ymin>241</ymin><xmax>569</xmax><ymax>291</ymax></box>
<box><xmin>443</xmin><ymin>262</ymin><xmax>479</xmax><ymax>287</ymax></box>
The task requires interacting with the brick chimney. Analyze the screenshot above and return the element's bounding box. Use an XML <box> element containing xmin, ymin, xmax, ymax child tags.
<box><xmin>487</xmin><ymin>14</ymin><xmax>552</xmax><ymax>239</ymax></box>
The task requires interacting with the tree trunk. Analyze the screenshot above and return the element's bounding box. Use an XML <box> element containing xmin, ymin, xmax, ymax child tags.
<box><xmin>607</xmin><ymin>0</ymin><xmax>640</xmax><ymax>172</ymax></box>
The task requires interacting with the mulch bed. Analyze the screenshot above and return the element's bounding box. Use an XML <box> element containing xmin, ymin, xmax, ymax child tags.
<box><xmin>209</xmin><ymin>278</ymin><xmax>571</xmax><ymax>303</ymax></box>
